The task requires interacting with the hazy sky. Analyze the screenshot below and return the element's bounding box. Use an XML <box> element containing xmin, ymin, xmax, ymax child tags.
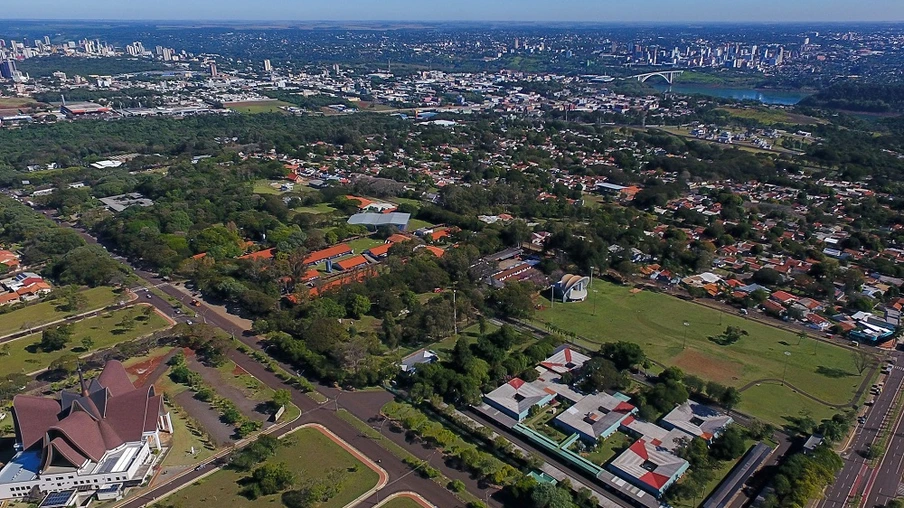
<box><xmin>5</xmin><ymin>0</ymin><xmax>904</xmax><ymax>22</ymax></box>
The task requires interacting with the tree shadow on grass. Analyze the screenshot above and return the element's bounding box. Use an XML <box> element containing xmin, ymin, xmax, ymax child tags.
<box><xmin>111</xmin><ymin>328</ymin><xmax>128</xmax><ymax>335</ymax></box>
<box><xmin>816</xmin><ymin>366</ymin><xmax>855</xmax><ymax>378</ymax></box>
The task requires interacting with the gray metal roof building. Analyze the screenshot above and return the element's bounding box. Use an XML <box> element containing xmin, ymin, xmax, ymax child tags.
<box><xmin>347</xmin><ymin>212</ymin><xmax>411</xmax><ymax>231</ymax></box>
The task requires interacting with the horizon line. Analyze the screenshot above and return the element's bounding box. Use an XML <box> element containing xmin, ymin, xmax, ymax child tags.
<box><xmin>1</xmin><ymin>18</ymin><xmax>904</xmax><ymax>24</ymax></box>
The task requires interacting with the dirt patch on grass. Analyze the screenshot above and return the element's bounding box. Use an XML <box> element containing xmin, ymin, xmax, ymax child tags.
<box><xmin>672</xmin><ymin>349</ymin><xmax>741</xmax><ymax>385</ymax></box>
<box><xmin>126</xmin><ymin>354</ymin><xmax>168</xmax><ymax>387</ymax></box>
<box><xmin>232</xmin><ymin>364</ymin><xmax>248</xmax><ymax>376</ymax></box>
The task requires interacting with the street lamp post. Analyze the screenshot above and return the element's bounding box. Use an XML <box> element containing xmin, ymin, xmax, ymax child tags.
<box><xmin>592</xmin><ymin>289</ymin><xmax>598</xmax><ymax>316</ymax></box>
<box><xmin>683</xmin><ymin>321</ymin><xmax>690</xmax><ymax>349</ymax></box>
<box><xmin>782</xmin><ymin>351</ymin><xmax>791</xmax><ymax>386</ymax></box>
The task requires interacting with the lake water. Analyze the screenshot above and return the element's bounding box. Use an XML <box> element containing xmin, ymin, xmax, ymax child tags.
<box><xmin>650</xmin><ymin>84</ymin><xmax>810</xmax><ymax>105</ymax></box>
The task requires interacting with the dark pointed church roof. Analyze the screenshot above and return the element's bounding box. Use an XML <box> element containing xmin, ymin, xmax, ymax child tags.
<box><xmin>12</xmin><ymin>361</ymin><xmax>164</xmax><ymax>471</ymax></box>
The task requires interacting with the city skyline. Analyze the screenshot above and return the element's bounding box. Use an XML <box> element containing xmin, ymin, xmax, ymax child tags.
<box><xmin>3</xmin><ymin>0</ymin><xmax>904</xmax><ymax>23</ymax></box>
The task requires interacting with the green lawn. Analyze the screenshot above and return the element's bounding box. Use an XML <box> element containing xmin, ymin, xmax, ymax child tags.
<box><xmin>735</xmin><ymin>383</ymin><xmax>836</xmax><ymax>425</ymax></box>
<box><xmin>214</xmin><ymin>360</ymin><xmax>302</xmax><ymax>422</ymax></box>
<box><xmin>162</xmin><ymin>427</ymin><xmax>379</xmax><ymax>508</ymax></box>
<box><xmin>251</xmin><ymin>180</ymin><xmax>283</xmax><ymax>195</ymax></box>
<box><xmin>407</xmin><ymin>219</ymin><xmax>435</xmax><ymax>231</ymax></box>
<box><xmin>0</xmin><ymin>286</ymin><xmax>120</xmax><ymax>337</ymax></box>
<box><xmin>580</xmin><ymin>431</ymin><xmax>632</xmax><ymax>466</ymax></box>
<box><xmin>380</xmin><ymin>497</ymin><xmax>425</xmax><ymax>508</ymax></box>
<box><xmin>539</xmin><ymin>282</ymin><xmax>866</xmax><ymax>424</ymax></box>
<box><xmin>347</xmin><ymin>237</ymin><xmax>384</xmax><ymax>255</ymax></box>
<box><xmin>162</xmin><ymin>400</ymin><xmax>219</xmax><ymax>467</ymax></box>
<box><xmin>0</xmin><ymin>306</ymin><xmax>170</xmax><ymax>377</ymax></box>
<box><xmin>392</xmin><ymin>197</ymin><xmax>423</xmax><ymax>208</ymax></box>
<box><xmin>294</xmin><ymin>203</ymin><xmax>338</xmax><ymax>214</ymax></box>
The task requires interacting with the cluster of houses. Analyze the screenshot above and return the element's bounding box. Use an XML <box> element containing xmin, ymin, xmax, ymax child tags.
<box><xmin>0</xmin><ymin>249</ymin><xmax>52</xmax><ymax>307</ymax></box>
<box><xmin>673</xmin><ymin>268</ymin><xmax>898</xmax><ymax>344</ymax></box>
<box><xmin>468</xmin><ymin>247</ymin><xmax>550</xmax><ymax>289</ymax></box>
<box><xmin>481</xmin><ymin>346</ymin><xmax>733</xmax><ymax>499</ymax></box>
<box><xmin>632</xmin><ymin>178</ymin><xmax>904</xmax><ymax>346</ymax></box>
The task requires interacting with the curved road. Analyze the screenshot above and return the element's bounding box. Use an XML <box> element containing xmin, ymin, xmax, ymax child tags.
<box><xmin>36</xmin><ymin>214</ymin><xmax>483</xmax><ymax>508</ymax></box>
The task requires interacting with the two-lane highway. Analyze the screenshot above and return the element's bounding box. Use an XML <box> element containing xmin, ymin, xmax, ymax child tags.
<box><xmin>818</xmin><ymin>351</ymin><xmax>904</xmax><ymax>508</ymax></box>
<box><xmin>38</xmin><ymin>213</ymin><xmax>497</xmax><ymax>508</ymax></box>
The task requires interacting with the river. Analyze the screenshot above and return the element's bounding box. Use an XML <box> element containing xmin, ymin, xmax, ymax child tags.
<box><xmin>650</xmin><ymin>84</ymin><xmax>810</xmax><ymax>105</ymax></box>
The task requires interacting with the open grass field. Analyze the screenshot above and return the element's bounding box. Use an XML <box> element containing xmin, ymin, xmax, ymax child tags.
<box><xmin>538</xmin><ymin>282</ymin><xmax>867</xmax><ymax>425</ymax></box>
<box><xmin>0</xmin><ymin>97</ymin><xmax>42</xmax><ymax>109</ymax></box>
<box><xmin>251</xmin><ymin>179</ymin><xmax>285</xmax><ymax>195</ymax></box>
<box><xmin>163</xmin><ymin>427</ymin><xmax>379</xmax><ymax>508</ymax></box>
<box><xmin>348</xmin><ymin>237</ymin><xmax>384</xmax><ymax>255</ymax></box>
<box><xmin>293</xmin><ymin>202</ymin><xmax>338</xmax><ymax>214</ymax></box>
<box><xmin>0</xmin><ymin>286</ymin><xmax>120</xmax><ymax>337</ymax></box>
<box><xmin>0</xmin><ymin>306</ymin><xmax>169</xmax><ymax>377</ymax></box>
<box><xmin>225</xmin><ymin>100</ymin><xmax>294</xmax><ymax>114</ymax></box>
<box><xmin>717</xmin><ymin>107</ymin><xmax>826</xmax><ymax>126</ymax></box>
<box><xmin>407</xmin><ymin>218</ymin><xmax>435</xmax><ymax>231</ymax></box>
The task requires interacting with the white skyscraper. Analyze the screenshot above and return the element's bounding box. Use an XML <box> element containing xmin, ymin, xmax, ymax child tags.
<box><xmin>263</xmin><ymin>59</ymin><xmax>272</xmax><ymax>72</ymax></box>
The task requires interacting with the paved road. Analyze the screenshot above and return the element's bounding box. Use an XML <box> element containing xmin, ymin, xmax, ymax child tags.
<box><xmin>817</xmin><ymin>350</ymin><xmax>904</xmax><ymax>508</ymax></box>
<box><xmin>41</xmin><ymin>216</ymin><xmax>480</xmax><ymax>508</ymax></box>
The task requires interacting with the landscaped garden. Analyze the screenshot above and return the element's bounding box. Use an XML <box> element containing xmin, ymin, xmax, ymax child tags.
<box><xmin>159</xmin><ymin>427</ymin><xmax>379</xmax><ymax>508</ymax></box>
<box><xmin>0</xmin><ymin>305</ymin><xmax>169</xmax><ymax>377</ymax></box>
<box><xmin>0</xmin><ymin>286</ymin><xmax>120</xmax><ymax>337</ymax></box>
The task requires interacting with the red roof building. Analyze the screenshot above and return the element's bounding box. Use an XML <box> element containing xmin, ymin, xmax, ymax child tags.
<box><xmin>238</xmin><ymin>248</ymin><xmax>276</xmax><ymax>261</ymax></box>
<box><xmin>335</xmin><ymin>255</ymin><xmax>369</xmax><ymax>271</ymax></box>
<box><xmin>304</xmin><ymin>244</ymin><xmax>353</xmax><ymax>265</ymax></box>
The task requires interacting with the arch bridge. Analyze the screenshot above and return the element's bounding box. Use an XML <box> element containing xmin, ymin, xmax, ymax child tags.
<box><xmin>625</xmin><ymin>70</ymin><xmax>685</xmax><ymax>85</ymax></box>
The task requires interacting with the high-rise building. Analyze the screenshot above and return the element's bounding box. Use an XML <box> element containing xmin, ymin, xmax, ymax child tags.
<box><xmin>43</xmin><ymin>36</ymin><xmax>50</xmax><ymax>45</ymax></box>
<box><xmin>209</xmin><ymin>62</ymin><xmax>218</xmax><ymax>77</ymax></box>
<box><xmin>0</xmin><ymin>59</ymin><xmax>17</xmax><ymax>80</ymax></box>
<box><xmin>263</xmin><ymin>59</ymin><xmax>272</xmax><ymax>72</ymax></box>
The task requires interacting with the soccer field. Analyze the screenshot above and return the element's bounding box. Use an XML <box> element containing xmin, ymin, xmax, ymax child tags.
<box><xmin>538</xmin><ymin>282</ymin><xmax>868</xmax><ymax>424</ymax></box>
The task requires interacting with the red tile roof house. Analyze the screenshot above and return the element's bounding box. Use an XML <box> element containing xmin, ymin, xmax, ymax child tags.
<box><xmin>770</xmin><ymin>290</ymin><xmax>797</xmax><ymax>305</ymax></box>
<box><xmin>0</xmin><ymin>361</ymin><xmax>172</xmax><ymax>501</ymax></box>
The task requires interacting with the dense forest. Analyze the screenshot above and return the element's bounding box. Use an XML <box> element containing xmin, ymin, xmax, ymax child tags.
<box><xmin>17</xmin><ymin>56</ymin><xmax>170</xmax><ymax>78</ymax></box>
<box><xmin>799</xmin><ymin>82</ymin><xmax>904</xmax><ymax>113</ymax></box>
<box><xmin>0</xmin><ymin>113</ymin><xmax>408</xmax><ymax>171</ymax></box>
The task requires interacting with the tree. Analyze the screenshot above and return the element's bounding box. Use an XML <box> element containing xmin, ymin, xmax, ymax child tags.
<box><xmin>710</xmin><ymin>426</ymin><xmax>747</xmax><ymax>461</ymax></box>
<box><xmin>117</xmin><ymin>313</ymin><xmax>136</xmax><ymax>331</ymax></box>
<box><xmin>489</xmin><ymin>281</ymin><xmax>536</xmax><ymax>319</ymax></box>
<box><xmin>272</xmin><ymin>389</ymin><xmax>292</xmax><ymax>410</ymax></box>
<box><xmin>346</xmin><ymin>294</ymin><xmax>372</xmax><ymax>319</ymax></box>
<box><xmin>853</xmin><ymin>349</ymin><xmax>871</xmax><ymax>375</ymax></box>
<box><xmin>752</xmin><ymin>267</ymin><xmax>784</xmax><ymax>286</ymax></box>
<box><xmin>48</xmin><ymin>245</ymin><xmax>124</xmax><ymax>287</ymax></box>
<box><xmin>243</xmin><ymin>462</ymin><xmax>295</xmax><ymax>498</ymax></box>
<box><xmin>600</xmin><ymin>341</ymin><xmax>646</xmax><ymax>371</ymax></box>
<box><xmin>714</xmin><ymin>325</ymin><xmax>748</xmax><ymax>345</ymax></box>
<box><xmin>719</xmin><ymin>387</ymin><xmax>742</xmax><ymax>411</ymax></box>
<box><xmin>530</xmin><ymin>482</ymin><xmax>577</xmax><ymax>508</ymax></box>
<box><xmin>49</xmin><ymin>354</ymin><xmax>80</xmax><ymax>375</ymax></box>
<box><xmin>39</xmin><ymin>324</ymin><xmax>72</xmax><ymax>352</ymax></box>
<box><xmin>81</xmin><ymin>337</ymin><xmax>94</xmax><ymax>352</ymax></box>
<box><xmin>0</xmin><ymin>344</ymin><xmax>9</xmax><ymax>356</ymax></box>
<box><xmin>574</xmin><ymin>357</ymin><xmax>630</xmax><ymax>393</ymax></box>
